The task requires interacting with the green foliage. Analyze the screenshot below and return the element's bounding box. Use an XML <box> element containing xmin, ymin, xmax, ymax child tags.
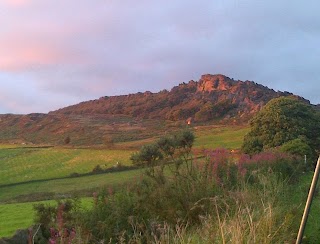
<box><xmin>242</xmin><ymin>96</ymin><xmax>320</xmax><ymax>155</ymax></box>
<box><xmin>130</xmin><ymin>129</ymin><xmax>195</xmax><ymax>167</ymax></box>
<box><xmin>33</xmin><ymin>199</ymin><xmax>80</xmax><ymax>239</ymax></box>
<box><xmin>174</xmin><ymin>129</ymin><xmax>195</xmax><ymax>151</ymax></box>
<box><xmin>81</xmin><ymin>190</ymin><xmax>139</xmax><ymax>241</ymax></box>
<box><xmin>130</xmin><ymin>143</ymin><xmax>163</xmax><ymax>166</ymax></box>
<box><xmin>241</xmin><ymin>137</ymin><xmax>263</xmax><ymax>154</ymax></box>
<box><xmin>280</xmin><ymin>138</ymin><xmax>314</xmax><ymax>161</ymax></box>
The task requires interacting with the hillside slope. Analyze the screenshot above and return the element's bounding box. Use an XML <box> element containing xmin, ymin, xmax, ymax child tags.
<box><xmin>52</xmin><ymin>74</ymin><xmax>299</xmax><ymax>121</ymax></box>
<box><xmin>0</xmin><ymin>74</ymin><xmax>310</xmax><ymax>145</ymax></box>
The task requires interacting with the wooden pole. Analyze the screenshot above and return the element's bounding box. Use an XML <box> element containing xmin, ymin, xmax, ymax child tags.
<box><xmin>296</xmin><ymin>156</ymin><xmax>320</xmax><ymax>244</ymax></box>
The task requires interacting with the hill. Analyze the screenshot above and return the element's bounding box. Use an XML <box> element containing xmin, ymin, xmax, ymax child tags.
<box><xmin>0</xmin><ymin>74</ymin><xmax>311</xmax><ymax>145</ymax></box>
<box><xmin>52</xmin><ymin>74</ymin><xmax>302</xmax><ymax>121</ymax></box>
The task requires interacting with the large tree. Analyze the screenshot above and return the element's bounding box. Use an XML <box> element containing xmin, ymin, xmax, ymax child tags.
<box><xmin>242</xmin><ymin>96</ymin><xmax>320</xmax><ymax>157</ymax></box>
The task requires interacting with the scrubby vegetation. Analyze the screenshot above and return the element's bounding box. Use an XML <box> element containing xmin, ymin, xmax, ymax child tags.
<box><xmin>31</xmin><ymin>131</ymin><xmax>309</xmax><ymax>243</ymax></box>
<box><xmin>242</xmin><ymin>97</ymin><xmax>320</xmax><ymax>164</ymax></box>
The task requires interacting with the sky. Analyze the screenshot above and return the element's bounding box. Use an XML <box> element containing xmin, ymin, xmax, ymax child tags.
<box><xmin>0</xmin><ymin>0</ymin><xmax>319</xmax><ymax>114</ymax></box>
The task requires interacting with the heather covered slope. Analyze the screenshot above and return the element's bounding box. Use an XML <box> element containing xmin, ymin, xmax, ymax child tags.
<box><xmin>0</xmin><ymin>113</ymin><xmax>167</xmax><ymax>145</ymax></box>
<box><xmin>0</xmin><ymin>74</ymin><xmax>311</xmax><ymax>145</ymax></box>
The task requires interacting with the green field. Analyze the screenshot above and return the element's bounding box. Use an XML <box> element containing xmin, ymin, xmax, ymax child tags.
<box><xmin>0</xmin><ymin>198</ymin><xmax>93</xmax><ymax>238</ymax></box>
<box><xmin>194</xmin><ymin>125</ymin><xmax>250</xmax><ymax>149</ymax></box>
<box><xmin>0</xmin><ymin>201</ymin><xmax>39</xmax><ymax>238</ymax></box>
<box><xmin>0</xmin><ymin>148</ymin><xmax>133</xmax><ymax>185</ymax></box>
<box><xmin>0</xmin><ymin>169</ymin><xmax>143</xmax><ymax>203</ymax></box>
<box><xmin>0</xmin><ymin>125</ymin><xmax>250</xmax><ymax>238</ymax></box>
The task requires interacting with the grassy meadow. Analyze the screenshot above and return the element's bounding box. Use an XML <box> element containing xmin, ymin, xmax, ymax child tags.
<box><xmin>0</xmin><ymin>145</ymin><xmax>140</xmax><ymax>237</ymax></box>
<box><xmin>0</xmin><ymin>169</ymin><xmax>143</xmax><ymax>203</ymax></box>
<box><xmin>0</xmin><ymin>148</ymin><xmax>133</xmax><ymax>185</ymax></box>
<box><xmin>194</xmin><ymin>125</ymin><xmax>250</xmax><ymax>149</ymax></box>
<box><xmin>1</xmin><ymin>124</ymin><xmax>318</xmax><ymax>241</ymax></box>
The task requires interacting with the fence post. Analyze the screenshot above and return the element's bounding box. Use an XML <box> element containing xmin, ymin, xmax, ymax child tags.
<box><xmin>296</xmin><ymin>156</ymin><xmax>320</xmax><ymax>244</ymax></box>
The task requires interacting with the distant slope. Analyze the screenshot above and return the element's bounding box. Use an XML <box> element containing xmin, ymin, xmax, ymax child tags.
<box><xmin>0</xmin><ymin>74</ymin><xmax>312</xmax><ymax>145</ymax></box>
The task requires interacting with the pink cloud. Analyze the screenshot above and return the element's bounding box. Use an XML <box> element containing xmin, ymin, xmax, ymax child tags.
<box><xmin>3</xmin><ymin>0</ymin><xmax>31</xmax><ymax>7</ymax></box>
<box><xmin>0</xmin><ymin>43</ymin><xmax>62</xmax><ymax>71</ymax></box>
<box><xmin>0</xmin><ymin>30</ymin><xmax>90</xmax><ymax>72</ymax></box>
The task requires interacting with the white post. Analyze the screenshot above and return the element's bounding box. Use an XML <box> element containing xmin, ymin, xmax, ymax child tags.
<box><xmin>304</xmin><ymin>155</ymin><xmax>307</xmax><ymax>165</ymax></box>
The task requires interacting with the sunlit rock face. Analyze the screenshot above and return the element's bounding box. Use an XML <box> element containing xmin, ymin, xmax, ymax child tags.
<box><xmin>197</xmin><ymin>74</ymin><xmax>235</xmax><ymax>92</ymax></box>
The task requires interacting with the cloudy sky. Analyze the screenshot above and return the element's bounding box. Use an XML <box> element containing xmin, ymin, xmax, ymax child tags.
<box><xmin>0</xmin><ymin>0</ymin><xmax>319</xmax><ymax>114</ymax></box>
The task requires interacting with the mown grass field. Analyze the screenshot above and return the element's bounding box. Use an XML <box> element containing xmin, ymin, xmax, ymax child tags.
<box><xmin>0</xmin><ymin>148</ymin><xmax>133</xmax><ymax>185</ymax></box>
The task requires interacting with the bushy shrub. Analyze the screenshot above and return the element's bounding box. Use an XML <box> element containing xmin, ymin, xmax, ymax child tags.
<box><xmin>280</xmin><ymin>138</ymin><xmax>315</xmax><ymax>165</ymax></box>
<box><xmin>79</xmin><ymin>189</ymin><xmax>140</xmax><ymax>242</ymax></box>
<box><xmin>33</xmin><ymin>199</ymin><xmax>80</xmax><ymax>242</ymax></box>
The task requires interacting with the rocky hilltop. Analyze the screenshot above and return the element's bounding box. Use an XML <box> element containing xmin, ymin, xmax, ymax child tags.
<box><xmin>52</xmin><ymin>74</ymin><xmax>302</xmax><ymax>121</ymax></box>
<box><xmin>0</xmin><ymin>74</ymin><xmax>311</xmax><ymax>145</ymax></box>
